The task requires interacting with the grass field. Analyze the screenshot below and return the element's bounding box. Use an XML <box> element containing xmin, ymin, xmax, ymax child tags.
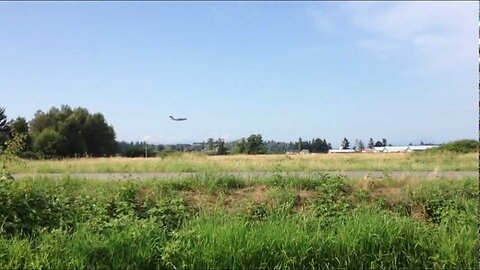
<box><xmin>8</xmin><ymin>152</ymin><xmax>478</xmax><ymax>173</ymax></box>
<box><xmin>0</xmin><ymin>174</ymin><xmax>476</xmax><ymax>269</ymax></box>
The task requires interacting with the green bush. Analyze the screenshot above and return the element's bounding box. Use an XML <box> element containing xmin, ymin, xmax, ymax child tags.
<box><xmin>268</xmin><ymin>173</ymin><xmax>348</xmax><ymax>191</ymax></box>
<box><xmin>0</xmin><ymin>177</ymin><xmax>476</xmax><ymax>269</ymax></box>
<box><xmin>188</xmin><ymin>174</ymin><xmax>246</xmax><ymax>193</ymax></box>
<box><xmin>427</xmin><ymin>139</ymin><xmax>479</xmax><ymax>153</ymax></box>
<box><xmin>269</xmin><ymin>188</ymin><xmax>300</xmax><ymax>217</ymax></box>
<box><xmin>0</xmin><ymin>179</ymin><xmax>74</xmax><ymax>236</ymax></box>
<box><xmin>145</xmin><ymin>197</ymin><xmax>189</xmax><ymax>233</ymax></box>
<box><xmin>17</xmin><ymin>151</ymin><xmax>42</xmax><ymax>160</ymax></box>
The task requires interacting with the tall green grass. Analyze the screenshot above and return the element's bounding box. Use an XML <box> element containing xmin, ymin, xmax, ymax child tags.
<box><xmin>162</xmin><ymin>208</ymin><xmax>476</xmax><ymax>269</ymax></box>
<box><xmin>2</xmin><ymin>208</ymin><xmax>474</xmax><ymax>269</ymax></box>
<box><xmin>0</xmin><ymin>218</ymin><xmax>168</xmax><ymax>269</ymax></box>
<box><xmin>0</xmin><ymin>175</ymin><xmax>476</xmax><ymax>269</ymax></box>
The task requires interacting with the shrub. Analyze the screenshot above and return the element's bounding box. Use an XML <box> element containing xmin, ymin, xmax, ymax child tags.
<box><xmin>189</xmin><ymin>174</ymin><xmax>246</xmax><ymax>193</ymax></box>
<box><xmin>245</xmin><ymin>202</ymin><xmax>269</xmax><ymax>221</ymax></box>
<box><xmin>0</xmin><ymin>180</ymin><xmax>72</xmax><ymax>236</ymax></box>
<box><xmin>427</xmin><ymin>139</ymin><xmax>479</xmax><ymax>153</ymax></box>
<box><xmin>145</xmin><ymin>197</ymin><xmax>189</xmax><ymax>233</ymax></box>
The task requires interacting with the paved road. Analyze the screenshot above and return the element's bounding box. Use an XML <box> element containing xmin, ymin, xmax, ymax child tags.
<box><xmin>12</xmin><ymin>171</ymin><xmax>477</xmax><ymax>180</ymax></box>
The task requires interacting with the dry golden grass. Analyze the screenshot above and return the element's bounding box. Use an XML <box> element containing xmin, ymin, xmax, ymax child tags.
<box><xmin>10</xmin><ymin>152</ymin><xmax>477</xmax><ymax>173</ymax></box>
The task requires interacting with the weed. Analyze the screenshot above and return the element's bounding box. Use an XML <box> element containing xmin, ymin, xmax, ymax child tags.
<box><xmin>0</xmin><ymin>176</ymin><xmax>475</xmax><ymax>269</ymax></box>
<box><xmin>245</xmin><ymin>202</ymin><xmax>269</xmax><ymax>221</ymax></box>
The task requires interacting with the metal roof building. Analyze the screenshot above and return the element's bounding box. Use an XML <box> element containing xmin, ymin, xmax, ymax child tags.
<box><xmin>328</xmin><ymin>149</ymin><xmax>356</xmax><ymax>154</ymax></box>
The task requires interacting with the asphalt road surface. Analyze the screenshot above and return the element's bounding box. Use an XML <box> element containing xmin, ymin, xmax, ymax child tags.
<box><xmin>12</xmin><ymin>171</ymin><xmax>477</xmax><ymax>180</ymax></box>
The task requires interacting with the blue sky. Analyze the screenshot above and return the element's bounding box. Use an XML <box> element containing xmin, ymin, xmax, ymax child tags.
<box><xmin>0</xmin><ymin>2</ymin><xmax>477</xmax><ymax>146</ymax></box>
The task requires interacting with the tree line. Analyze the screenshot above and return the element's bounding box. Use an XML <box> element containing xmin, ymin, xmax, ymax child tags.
<box><xmin>0</xmin><ymin>105</ymin><xmax>116</xmax><ymax>158</ymax></box>
<box><xmin>1</xmin><ymin>105</ymin><xmax>398</xmax><ymax>159</ymax></box>
<box><xmin>339</xmin><ymin>138</ymin><xmax>390</xmax><ymax>151</ymax></box>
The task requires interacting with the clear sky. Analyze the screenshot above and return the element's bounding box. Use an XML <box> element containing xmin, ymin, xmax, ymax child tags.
<box><xmin>0</xmin><ymin>2</ymin><xmax>477</xmax><ymax>146</ymax></box>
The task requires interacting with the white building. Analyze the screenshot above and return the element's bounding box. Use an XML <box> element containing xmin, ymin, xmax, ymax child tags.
<box><xmin>362</xmin><ymin>148</ymin><xmax>379</xmax><ymax>153</ymax></box>
<box><xmin>383</xmin><ymin>146</ymin><xmax>410</xmax><ymax>153</ymax></box>
<box><xmin>329</xmin><ymin>144</ymin><xmax>438</xmax><ymax>154</ymax></box>
<box><xmin>371</xmin><ymin>145</ymin><xmax>438</xmax><ymax>153</ymax></box>
<box><xmin>329</xmin><ymin>149</ymin><xmax>356</xmax><ymax>154</ymax></box>
<box><xmin>407</xmin><ymin>145</ymin><xmax>437</xmax><ymax>152</ymax></box>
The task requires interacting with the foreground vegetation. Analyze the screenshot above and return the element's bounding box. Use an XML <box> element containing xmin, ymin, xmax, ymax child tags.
<box><xmin>8</xmin><ymin>151</ymin><xmax>478</xmax><ymax>173</ymax></box>
<box><xmin>0</xmin><ymin>174</ymin><xmax>476</xmax><ymax>269</ymax></box>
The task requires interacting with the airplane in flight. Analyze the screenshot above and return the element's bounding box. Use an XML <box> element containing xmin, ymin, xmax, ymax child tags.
<box><xmin>169</xmin><ymin>116</ymin><xmax>187</xmax><ymax>121</ymax></box>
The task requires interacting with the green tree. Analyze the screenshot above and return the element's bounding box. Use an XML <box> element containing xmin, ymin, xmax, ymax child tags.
<box><xmin>310</xmin><ymin>138</ymin><xmax>330</xmax><ymax>153</ymax></box>
<box><xmin>10</xmin><ymin>117</ymin><xmax>32</xmax><ymax>152</ymax></box>
<box><xmin>33</xmin><ymin>128</ymin><xmax>65</xmax><ymax>158</ymax></box>
<box><xmin>0</xmin><ymin>131</ymin><xmax>25</xmax><ymax>180</ymax></box>
<box><xmin>0</xmin><ymin>107</ymin><xmax>9</xmax><ymax>148</ymax></box>
<box><xmin>355</xmin><ymin>139</ymin><xmax>365</xmax><ymax>152</ymax></box>
<box><xmin>58</xmin><ymin>109</ymin><xmax>88</xmax><ymax>156</ymax></box>
<box><xmin>29</xmin><ymin>110</ymin><xmax>49</xmax><ymax>136</ymax></box>
<box><xmin>0</xmin><ymin>107</ymin><xmax>7</xmax><ymax>133</ymax></box>
<box><xmin>368</xmin><ymin>138</ymin><xmax>375</xmax><ymax>149</ymax></box>
<box><xmin>232</xmin><ymin>138</ymin><xmax>247</xmax><ymax>154</ymax></box>
<box><xmin>216</xmin><ymin>138</ymin><xmax>226</xmax><ymax>155</ymax></box>
<box><xmin>10</xmin><ymin>117</ymin><xmax>28</xmax><ymax>135</ymax></box>
<box><xmin>206</xmin><ymin>138</ymin><xmax>215</xmax><ymax>152</ymax></box>
<box><xmin>245</xmin><ymin>134</ymin><xmax>266</xmax><ymax>154</ymax></box>
<box><xmin>341</xmin><ymin>138</ymin><xmax>350</xmax><ymax>149</ymax></box>
<box><xmin>382</xmin><ymin>138</ymin><xmax>387</xmax><ymax>147</ymax></box>
<box><xmin>0</xmin><ymin>107</ymin><xmax>26</xmax><ymax>179</ymax></box>
<box><xmin>83</xmin><ymin>113</ymin><xmax>116</xmax><ymax>157</ymax></box>
<box><xmin>29</xmin><ymin>106</ymin><xmax>117</xmax><ymax>157</ymax></box>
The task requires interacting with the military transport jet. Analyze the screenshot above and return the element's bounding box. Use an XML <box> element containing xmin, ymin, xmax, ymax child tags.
<box><xmin>169</xmin><ymin>116</ymin><xmax>187</xmax><ymax>121</ymax></box>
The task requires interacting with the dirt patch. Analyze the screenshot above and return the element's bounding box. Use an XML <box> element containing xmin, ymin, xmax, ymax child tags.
<box><xmin>183</xmin><ymin>191</ymin><xmax>219</xmax><ymax>212</ymax></box>
<box><xmin>375</xmin><ymin>187</ymin><xmax>402</xmax><ymax>199</ymax></box>
<box><xmin>223</xmin><ymin>185</ymin><xmax>271</xmax><ymax>211</ymax></box>
<box><xmin>368</xmin><ymin>186</ymin><xmax>430</xmax><ymax>222</ymax></box>
<box><xmin>291</xmin><ymin>189</ymin><xmax>316</xmax><ymax>211</ymax></box>
<box><xmin>355</xmin><ymin>177</ymin><xmax>383</xmax><ymax>191</ymax></box>
<box><xmin>182</xmin><ymin>186</ymin><xmax>318</xmax><ymax>214</ymax></box>
<box><xmin>183</xmin><ymin>186</ymin><xmax>272</xmax><ymax>213</ymax></box>
<box><xmin>231</xmin><ymin>185</ymin><xmax>270</xmax><ymax>202</ymax></box>
<box><xmin>371</xmin><ymin>187</ymin><xmax>409</xmax><ymax>209</ymax></box>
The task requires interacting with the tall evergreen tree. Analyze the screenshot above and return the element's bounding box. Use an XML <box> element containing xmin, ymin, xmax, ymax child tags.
<box><xmin>368</xmin><ymin>138</ymin><xmax>375</xmax><ymax>149</ymax></box>
<box><xmin>216</xmin><ymin>138</ymin><xmax>226</xmax><ymax>155</ymax></box>
<box><xmin>10</xmin><ymin>117</ymin><xmax>31</xmax><ymax>151</ymax></box>
<box><xmin>0</xmin><ymin>107</ymin><xmax>9</xmax><ymax>148</ymax></box>
<box><xmin>356</xmin><ymin>139</ymin><xmax>365</xmax><ymax>152</ymax></box>
<box><xmin>341</xmin><ymin>138</ymin><xmax>350</xmax><ymax>149</ymax></box>
<box><xmin>0</xmin><ymin>107</ymin><xmax>7</xmax><ymax>133</ymax></box>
